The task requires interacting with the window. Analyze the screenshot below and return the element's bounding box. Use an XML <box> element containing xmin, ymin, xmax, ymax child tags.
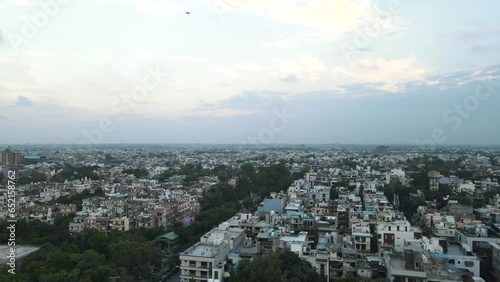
<box><xmin>464</xmin><ymin>261</ymin><xmax>474</xmax><ymax>267</ymax></box>
<box><xmin>449</xmin><ymin>259</ymin><xmax>455</xmax><ymax>264</ymax></box>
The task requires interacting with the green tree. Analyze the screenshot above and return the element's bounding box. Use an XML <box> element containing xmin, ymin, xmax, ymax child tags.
<box><xmin>232</xmin><ymin>250</ymin><xmax>323</xmax><ymax>282</ymax></box>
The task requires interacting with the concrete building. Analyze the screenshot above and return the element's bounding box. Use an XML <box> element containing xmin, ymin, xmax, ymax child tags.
<box><xmin>385</xmin><ymin>246</ymin><xmax>462</xmax><ymax>282</ymax></box>
<box><xmin>257</xmin><ymin>197</ymin><xmax>286</xmax><ymax>214</ymax></box>
<box><xmin>455</xmin><ymin>229</ymin><xmax>500</xmax><ymax>255</ymax></box>
<box><xmin>491</xmin><ymin>194</ymin><xmax>500</xmax><ymax>209</ymax></box>
<box><xmin>309</xmin><ymin>186</ymin><xmax>330</xmax><ymax>202</ymax></box>
<box><xmin>0</xmin><ymin>147</ymin><xmax>23</xmax><ymax>165</ymax></box>
<box><xmin>377</xmin><ymin>220</ymin><xmax>422</xmax><ymax>253</ymax></box>
<box><xmin>428</xmin><ymin>171</ymin><xmax>441</xmax><ymax>191</ymax></box>
<box><xmin>384</xmin><ymin>249</ymin><xmax>427</xmax><ymax>282</ymax></box>
<box><xmin>351</xmin><ymin>223</ymin><xmax>371</xmax><ymax>252</ymax></box>
<box><xmin>435</xmin><ymin>242</ymin><xmax>480</xmax><ymax>277</ymax></box>
<box><xmin>432</xmin><ymin>215</ymin><xmax>456</xmax><ymax>238</ymax></box>
<box><xmin>180</xmin><ymin>241</ymin><xmax>228</xmax><ymax>282</ymax></box>
<box><xmin>109</xmin><ymin>217</ymin><xmax>130</xmax><ymax>232</ymax></box>
<box><xmin>490</xmin><ymin>242</ymin><xmax>500</xmax><ymax>282</ymax></box>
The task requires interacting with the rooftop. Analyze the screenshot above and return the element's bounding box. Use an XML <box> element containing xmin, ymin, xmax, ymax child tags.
<box><xmin>0</xmin><ymin>245</ymin><xmax>40</xmax><ymax>262</ymax></box>
<box><xmin>182</xmin><ymin>243</ymin><xmax>216</xmax><ymax>257</ymax></box>
<box><xmin>156</xmin><ymin>231</ymin><xmax>179</xmax><ymax>242</ymax></box>
<box><xmin>446</xmin><ymin>243</ymin><xmax>472</xmax><ymax>257</ymax></box>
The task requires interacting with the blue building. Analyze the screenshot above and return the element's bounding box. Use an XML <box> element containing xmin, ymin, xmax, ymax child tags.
<box><xmin>257</xmin><ymin>197</ymin><xmax>286</xmax><ymax>214</ymax></box>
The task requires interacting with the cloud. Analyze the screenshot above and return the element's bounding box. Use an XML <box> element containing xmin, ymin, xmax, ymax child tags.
<box><xmin>273</xmin><ymin>54</ymin><xmax>329</xmax><ymax>82</ymax></box>
<box><xmin>332</xmin><ymin>57</ymin><xmax>434</xmax><ymax>92</ymax></box>
<box><xmin>260</xmin><ymin>30</ymin><xmax>338</xmax><ymax>48</ymax></box>
<box><xmin>214</xmin><ymin>54</ymin><xmax>328</xmax><ymax>83</ymax></box>
<box><xmin>245</xmin><ymin>0</ymin><xmax>370</xmax><ymax>31</ymax></box>
<box><xmin>200</xmin><ymin>91</ymin><xmax>284</xmax><ymax>111</ymax></box>
<box><xmin>0</xmin><ymin>31</ymin><xmax>3</xmax><ymax>44</ymax></box>
<box><xmin>167</xmin><ymin>55</ymin><xmax>208</xmax><ymax>64</ymax></box>
<box><xmin>280</xmin><ymin>74</ymin><xmax>298</xmax><ymax>83</ymax></box>
<box><xmin>246</xmin><ymin>0</ymin><xmax>406</xmax><ymax>37</ymax></box>
<box><xmin>97</xmin><ymin>0</ymin><xmax>186</xmax><ymax>15</ymax></box>
<box><xmin>15</xmin><ymin>96</ymin><xmax>34</xmax><ymax>107</ymax></box>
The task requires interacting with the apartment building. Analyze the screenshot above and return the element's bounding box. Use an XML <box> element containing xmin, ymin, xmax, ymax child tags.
<box><xmin>351</xmin><ymin>223</ymin><xmax>371</xmax><ymax>252</ymax></box>
<box><xmin>109</xmin><ymin>217</ymin><xmax>130</xmax><ymax>231</ymax></box>
<box><xmin>0</xmin><ymin>147</ymin><xmax>23</xmax><ymax>165</ymax></box>
<box><xmin>180</xmin><ymin>241</ymin><xmax>228</xmax><ymax>282</ymax></box>
<box><xmin>135</xmin><ymin>213</ymin><xmax>156</xmax><ymax>228</ymax></box>
<box><xmin>491</xmin><ymin>242</ymin><xmax>500</xmax><ymax>281</ymax></box>
<box><xmin>377</xmin><ymin>220</ymin><xmax>422</xmax><ymax>253</ymax></box>
<box><xmin>436</xmin><ymin>242</ymin><xmax>480</xmax><ymax>277</ymax></box>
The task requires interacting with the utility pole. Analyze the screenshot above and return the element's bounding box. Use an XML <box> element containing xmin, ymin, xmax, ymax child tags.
<box><xmin>110</xmin><ymin>277</ymin><xmax>120</xmax><ymax>282</ymax></box>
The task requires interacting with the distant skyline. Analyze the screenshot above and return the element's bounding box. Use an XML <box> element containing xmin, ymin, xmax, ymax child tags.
<box><xmin>1</xmin><ymin>0</ymin><xmax>499</xmax><ymax>145</ymax></box>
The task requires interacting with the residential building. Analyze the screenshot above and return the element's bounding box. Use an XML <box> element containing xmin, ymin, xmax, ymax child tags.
<box><xmin>491</xmin><ymin>242</ymin><xmax>500</xmax><ymax>281</ymax></box>
<box><xmin>377</xmin><ymin>220</ymin><xmax>422</xmax><ymax>253</ymax></box>
<box><xmin>0</xmin><ymin>147</ymin><xmax>23</xmax><ymax>165</ymax></box>
<box><xmin>428</xmin><ymin>171</ymin><xmax>441</xmax><ymax>191</ymax></box>
<box><xmin>180</xmin><ymin>241</ymin><xmax>228</xmax><ymax>282</ymax></box>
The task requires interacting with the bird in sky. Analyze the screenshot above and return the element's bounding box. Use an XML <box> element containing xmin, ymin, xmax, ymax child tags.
<box><xmin>186</xmin><ymin>12</ymin><xmax>190</xmax><ymax>15</ymax></box>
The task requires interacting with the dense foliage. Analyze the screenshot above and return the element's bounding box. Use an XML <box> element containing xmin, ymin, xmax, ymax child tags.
<box><xmin>0</xmin><ymin>219</ymin><xmax>164</xmax><ymax>281</ymax></box>
<box><xmin>122</xmin><ymin>168</ymin><xmax>149</xmax><ymax>179</ymax></box>
<box><xmin>52</xmin><ymin>164</ymin><xmax>100</xmax><ymax>183</ymax></box>
<box><xmin>231</xmin><ymin>250</ymin><xmax>323</xmax><ymax>282</ymax></box>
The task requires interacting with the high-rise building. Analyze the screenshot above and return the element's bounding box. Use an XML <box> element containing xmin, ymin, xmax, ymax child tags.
<box><xmin>428</xmin><ymin>171</ymin><xmax>441</xmax><ymax>191</ymax></box>
<box><xmin>0</xmin><ymin>147</ymin><xmax>24</xmax><ymax>165</ymax></box>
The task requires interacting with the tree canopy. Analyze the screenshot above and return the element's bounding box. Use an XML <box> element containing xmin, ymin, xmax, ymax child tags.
<box><xmin>232</xmin><ymin>250</ymin><xmax>323</xmax><ymax>282</ymax></box>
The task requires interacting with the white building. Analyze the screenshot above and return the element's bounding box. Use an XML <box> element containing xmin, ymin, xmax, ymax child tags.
<box><xmin>351</xmin><ymin>223</ymin><xmax>371</xmax><ymax>252</ymax></box>
<box><xmin>180</xmin><ymin>241</ymin><xmax>228</xmax><ymax>282</ymax></box>
<box><xmin>377</xmin><ymin>220</ymin><xmax>422</xmax><ymax>253</ymax></box>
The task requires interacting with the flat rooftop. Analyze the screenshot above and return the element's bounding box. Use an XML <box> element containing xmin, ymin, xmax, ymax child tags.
<box><xmin>388</xmin><ymin>254</ymin><xmax>427</xmax><ymax>278</ymax></box>
<box><xmin>0</xmin><ymin>245</ymin><xmax>40</xmax><ymax>262</ymax></box>
<box><xmin>183</xmin><ymin>244</ymin><xmax>215</xmax><ymax>257</ymax></box>
<box><xmin>446</xmin><ymin>243</ymin><xmax>470</xmax><ymax>256</ymax></box>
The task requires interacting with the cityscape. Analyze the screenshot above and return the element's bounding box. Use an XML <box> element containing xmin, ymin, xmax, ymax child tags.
<box><xmin>1</xmin><ymin>0</ymin><xmax>500</xmax><ymax>282</ymax></box>
<box><xmin>0</xmin><ymin>145</ymin><xmax>500</xmax><ymax>281</ymax></box>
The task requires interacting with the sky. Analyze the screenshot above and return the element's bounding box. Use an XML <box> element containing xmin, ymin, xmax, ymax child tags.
<box><xmin>0</xmin><ymin>0</ymin><xmax>499</xmax><ymax>145</ymax></box>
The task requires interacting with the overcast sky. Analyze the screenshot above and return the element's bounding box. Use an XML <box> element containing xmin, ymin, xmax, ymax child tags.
<box><xmin>0</xmin><ymin>0</ymin><xmax>499</xmax><ymax>145</ymax></box>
